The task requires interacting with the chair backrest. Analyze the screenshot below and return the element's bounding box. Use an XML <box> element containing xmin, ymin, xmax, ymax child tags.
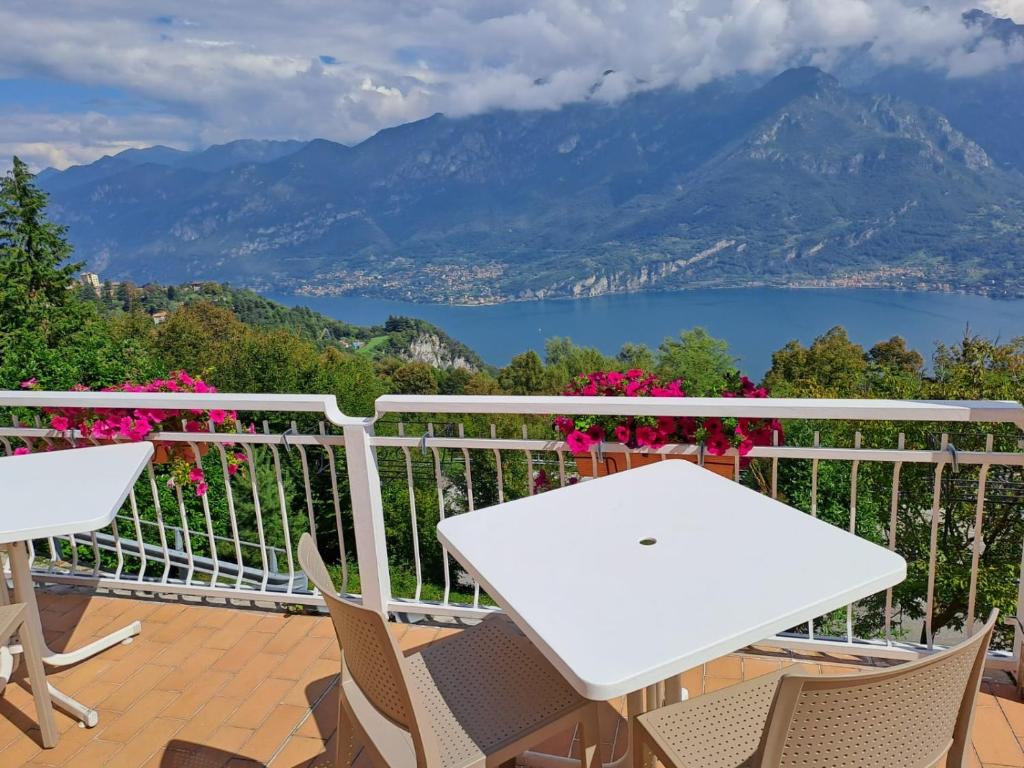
<box><xmin>298</xmin><ymin>534</ymin><xmax>440</xmax><ymax>767</ymax></box>
<box><xmin>758</xmin><ymin>609</ymin><xmax>999</xmax><ymax>768</ymax></box>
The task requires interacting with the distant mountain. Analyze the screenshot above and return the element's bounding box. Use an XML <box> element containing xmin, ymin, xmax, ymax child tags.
<box><xmin>39</xmin><ymin>61</ymin><xmax>1024</xmax><ymax>302</ymax></box>
<box><xmin>40</xmin><ymin>140</ymin><xmax>308</xmax><ymax>193</ymax></box>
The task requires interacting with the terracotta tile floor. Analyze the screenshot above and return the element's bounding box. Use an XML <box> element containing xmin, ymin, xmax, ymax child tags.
<box><xmin>0</xmin><ymin>588</ymin><xmax>1021</xmax><ymax>767</ymax></box>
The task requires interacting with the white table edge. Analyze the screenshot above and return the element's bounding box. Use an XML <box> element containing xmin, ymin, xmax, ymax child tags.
<box><xmin>437</xmin><ymin>520</ymin><xmax>906</xmax><ymax>701</ymax></box>
<box><xmin>0</xmin><ymin>442</ymin><xmax>154</xmax><ymax>544</ymax></box>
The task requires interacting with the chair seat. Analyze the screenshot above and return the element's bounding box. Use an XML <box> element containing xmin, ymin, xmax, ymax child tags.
<box><xmin>406</xmin><ymin>615</ymin><xmax>588</xmax><ymax>768</ymax></box>
<box><xmin>637</xmin><ymin>669</ymin><xmax>786</xmax><ymax>768</ymax></box>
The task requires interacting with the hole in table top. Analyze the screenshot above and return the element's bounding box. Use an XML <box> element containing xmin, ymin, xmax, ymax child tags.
<box><xmin>639</xmin><ymin>537</ymin><xmax>657</xmax><ymax>546</ymax></box>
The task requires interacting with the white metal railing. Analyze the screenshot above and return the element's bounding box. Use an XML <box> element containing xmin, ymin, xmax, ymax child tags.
<box><xmin>371</xmin><ymin>395</ymin><xmax>1024</xmax><ymax>669</ymax></box>
<box><xmin>1</xmin><ymin>391</ymin><xmax>1023</xmax><ymax>670</ymax></box>
<box><xmin>0</xmin><ymin>392</ymin><xmax>365</xmax><ymax>606</ymax></box>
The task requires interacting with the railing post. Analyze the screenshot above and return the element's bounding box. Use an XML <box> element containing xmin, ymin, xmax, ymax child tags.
<box><xmin>342</xmin><ymin>418</ymin><xmax>393</xmax><ymax>614</ymax></box>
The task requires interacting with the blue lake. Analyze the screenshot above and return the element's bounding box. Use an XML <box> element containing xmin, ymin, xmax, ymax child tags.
<box><xmin>264</xmin><ymin>289</ymin><xmax>1024</xmax><ymax>378</ymax></box>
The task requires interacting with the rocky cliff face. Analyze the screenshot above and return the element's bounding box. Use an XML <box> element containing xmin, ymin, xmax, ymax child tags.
<box><xmin>404</xmin><ymin>334</ymin><xmax>476</xmax><ymax>370</ymax></box>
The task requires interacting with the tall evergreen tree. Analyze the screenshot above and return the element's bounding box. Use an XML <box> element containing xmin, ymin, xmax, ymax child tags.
<box><xmin>0</xmin><ymin>156</ymin><xmax>81</xmax><ymax>333</ymax></box>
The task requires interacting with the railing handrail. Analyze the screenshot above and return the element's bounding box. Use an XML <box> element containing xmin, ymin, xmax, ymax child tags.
<box><xmin>376</xmin><ymin>394</ymin><xmax>1024</xmax><ymax>424</ymax></box>
<box><xmin>0</xmin><ymin>390</ymin><xmax>362</xmax><ymax>426</ymax></box>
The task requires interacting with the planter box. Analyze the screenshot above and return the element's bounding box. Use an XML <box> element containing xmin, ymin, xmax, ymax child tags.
<box><xmin>153</xmin><ymin>442</ymin><xmax>209</xmax><ymax>465</ymax></box>
<box><xmin>574</xmin><ymin>450</ymin><xmax>735</xmax><ymax>479</ymax></box>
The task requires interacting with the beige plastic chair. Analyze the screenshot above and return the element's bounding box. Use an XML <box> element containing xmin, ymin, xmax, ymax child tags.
<box><xmin>634</xmin><ymin>609</ymin><xmax>999</xmax><ymax>768</ymax></box>
<box><xmin>0</xmin><ymin>603</ymin><xmax>58</xmax><ymax>748</ymax></box>
<box><xmin>297</xmin><ymin>533</ymin><xmax>601</xmax><ymax>768</ymax></box>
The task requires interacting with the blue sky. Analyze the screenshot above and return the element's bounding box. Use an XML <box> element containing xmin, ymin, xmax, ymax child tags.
<box><xmin>1</xmin><ymin>0</ymin><xmax>1021</xmax><ymax>171</ymax></box>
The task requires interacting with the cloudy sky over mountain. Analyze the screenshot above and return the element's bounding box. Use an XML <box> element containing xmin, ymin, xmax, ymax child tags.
<box><xmin>1</xmin><ymin>0</ymin><xmax>1022</xmax><ymax>170</ymax></box>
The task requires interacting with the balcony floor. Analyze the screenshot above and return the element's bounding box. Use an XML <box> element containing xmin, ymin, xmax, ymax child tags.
<box><xmin>0</xmin><ymin>589</ymin><xmax>1020</xmax><ymax>767</ymax></box>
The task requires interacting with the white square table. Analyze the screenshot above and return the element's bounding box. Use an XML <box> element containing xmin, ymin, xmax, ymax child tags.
<box><xmin>0</xmin><ymin>442</ymin><xmax>154</xmax><ymax>729</ymax></box>
<box><xmin>437</xmin><ymin>459</ymin><xmax>906</xmax><ymax>765</ymax></box>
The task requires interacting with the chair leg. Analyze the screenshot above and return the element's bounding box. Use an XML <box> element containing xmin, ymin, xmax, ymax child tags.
<box><xmin>337</xmin><ymin>695</ymin><xmax>357</xmax><ymax>768</ymax></box>
<box><xmin>632</xmin><ymin>718</ymin><xmax>646</xmax><ymax>768</ymax></box>
<box><xmin>19</xmin><ymin>621</ymin><xmax>58</xmax><ymax>748</ymax></box>
<box><xmin>578</xmin><ymin>706</ymin><xmax>602</xmax><ymax>768</ymax></box>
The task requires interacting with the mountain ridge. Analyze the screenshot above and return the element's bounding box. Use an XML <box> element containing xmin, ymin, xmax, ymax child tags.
<box><xmin>37</xmin><ymin>56</ymin><xmax>1024</xmax><ymax>302</ymax></box>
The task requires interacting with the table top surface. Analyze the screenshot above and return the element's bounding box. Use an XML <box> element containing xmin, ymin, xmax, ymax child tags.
<box><xmin>0</xmin><ymin>442</ymin><xmax>154</xmax><ymax>543</ymax></box>
<box><xmin>437</xmin><ymin>459</ymin><xmax>906</xmax><ymax>700</ymax></box>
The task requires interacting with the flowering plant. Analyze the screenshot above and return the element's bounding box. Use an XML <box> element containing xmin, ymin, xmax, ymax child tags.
<box><xmin>18</xmin><ymin>371</ymin><xmax>249</xmax><ymax>496</ymax></box>
<box><xmin>553</xmin><ymin>369</ymin><xmax>781</xmax><ymax>457</ymax></box>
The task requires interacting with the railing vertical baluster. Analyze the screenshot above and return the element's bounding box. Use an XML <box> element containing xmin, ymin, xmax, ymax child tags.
<box><xmin>491</xmin><ymin>424</ymin><xmax>505</xmax><ymax>503</ymax></box>
<box><xmin>147</xmin><ymin>464</ymin><xmax>171</xmax><ymax>584</ymax></box>
<box><xmin>557</xmin><ymin>449</ymin><xmax>566</xmax><ymax>488</ymax></box>
<box><xmin>966</xmin><ymin>434</ymin><xmax>993</xmax><ymax>637</ymax></box>
<box><xmin>846</xmin><ymin>431</ymin><xmax>861</xmax><ymax>644</ymax></box>
<box><xmin>190</xmin><ymin>441</ymin><xmax>219</xmax><ymax>588</ymax></box>
<box><xmin>399</xmin><ymin>422</ymin><xmax>423</xmax><ymax>603</ymax></box>
<box><xmin>771</xmin><ymin>429</ymin><xmax>779</xmax><ymax>499</ymax></box>
<box><xmin>267</xmin><ymin>437</ymin><xmax>296</xmax><ymax>595</ymax></box>
<box><xmin>127</xmin><ymin>487</ymin><xmax>147</xmax><ymax>583</ymax></box>
<box><xmin>294</xmin><ymin>421</ymin><xmax>317</xmax><ymax>546</ymax></box>
<box><xmin>884</xmin><ymin>433</ymin><xmax>905</xmax><ymax>642</ymax></box>
<box><xmin>216</xmin><ymin>431</ymin><xmax>244</xmax><ymax>590</ymax></box>
<box><xmin>810</xmin><ymin>431</ymin><xmax>820</xmax><ymax>517</ymax></box>
<box><xmin>241</xmin><ymin>443</ymin><xmax>271</xmax><ymax>591</ymax></box>
<box><xmin>925</xmin><ymin>433</ymin><xmax>948</xmax><ymax>649</ymax></box>
<box><xmin>428</xmin><ymin>422</ymin><xmax>452</xmax><ymax>606</ymax></box>
<box><xmin>320</xmin><ymin>422</ymin><xmax>349</xmax><ymax>593</ymax></box>
<box><xmin>173</xmin><ymin>483</ymin><xmax>196</xmax><ymax>586</ymax></box>
<box><xmin>523</xmin><ymin>424</ymin><xmax>535</xmax><ymax>495</ymax></box>
<box><xmin>458</xmin><ymin>424</ymin><xmax>481</xmax><ymax>608</ymax></box>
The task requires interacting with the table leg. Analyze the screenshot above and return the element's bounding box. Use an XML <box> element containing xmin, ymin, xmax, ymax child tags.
<box><xmin>514</xmin><ymin>679</ymin><xmax>689</xmax><ymax>768</ymax></box>
<box><xmin>6</xmin><ymin>541</ymin><xmax>134</xmax><ymax>727</ymax></box>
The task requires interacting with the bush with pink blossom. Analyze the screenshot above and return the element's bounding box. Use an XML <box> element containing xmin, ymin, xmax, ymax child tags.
<box><xmin>554</xmin><ymin>369</ymin><xmax>782</xmax><ymax>457</ymax></box>
<box><xmin>17</xmin><ymin>371</ymin><xmax>249</xmax><ymax>495</ymax></box>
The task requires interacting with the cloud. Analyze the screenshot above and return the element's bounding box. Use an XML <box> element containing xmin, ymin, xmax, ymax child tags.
<box><xmin>0</xmin><ymin>0</ymin><xmax>1020</xmax><ymax>170</ymax></box>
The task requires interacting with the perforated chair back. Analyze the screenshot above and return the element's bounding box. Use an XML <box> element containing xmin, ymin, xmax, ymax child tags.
<box><xmin>759</xmin><ymin>609</ymin><xmax>999</xmax><ymax>768</ymax></box>
<box><xmin>298</xmin><ymin>534</ymin><xmax>441</xmax><ymax>766</ymax></box>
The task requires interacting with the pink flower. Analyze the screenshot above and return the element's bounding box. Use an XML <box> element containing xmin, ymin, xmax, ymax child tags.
<box><xmin>234</xmin><ymin>451</ymin><xmax>248</xmax><ymax>463</ymax></box>
<box><xmin>13</xmin><ymin>446</ymin><xmax>30</xmax><ymax>455</ymax></box>
<box><xmin>656</xmin><ymin>416</ymin><xmax>676</xmax><ymax>435</ymax></box>
<box><xmin>566</xmin><ymin>430</ymin><xmax>593</xmax><ymax>455</ymax></box>
<box><xmin>626</xmin><ymin>369</ymin><xmax>644</xmax><ymax>378</ymax></box>
<box><xmin>702</xmin><ymin>417</ymin><xmax>724</xmax><ymax>436</ymax></box>
<box><xmin>635</xmin><ymin>425</ymin><xmax>659</xmax><ymax>447</ymax></box>
<box><xmin>605</xmin><ymin>371</ymin><xmax>625</xmax><ymax>386</ymax></box>
<box><xmin>176</xmin><ymin>371</ymin><xmax>195</xmax><ymax>386</ymax></box>
<box><xmin>50</xmin><ymin>415</ymin><xmax>70</xmax><ymax>431</ymax></box>
<box><xmin>185</xmin><ymin>420</ymin><xmax>204</xmax><ymax>433</ymax></box>
<box><xmin>625</xmin><ymin>380</ymin><xmax>645</xmax><ymax>397</ymax></box>
<box><xmin>188</xmin><ymin>466</ymin><xmax>205</xmax><ymax>483</ymax></box>
<box><xmin>20</xmin><ymin>378</ymin><xmax>37</xmax><ymax>389</ymax></box>
<box><xmin>227</xmin><ymin>464</ymin><xmax>238</xmax><ymax>476</ymax></box>
<box><xmin>706</xmin><ymin>433</ymin><xmax>732</xmax><ymax>455</ymax></box>
<box><xmin>209</xmin><ymin>409</ymin><xmax>227</xmax><ymax>425</ymax></box>
<box><xmin>737</xmin><ymin>437</ymin><xmax>755</xmax><ymax>456</ymax></box>
<box><xmin>554</xmin><ymin>416</ymin><xmax>575</xmax><ymax>435</ymax></box>
<box><xmin>585</xmin><ymin>424</ymin><xmax>606</xmax><ymax>443</ymax></box>
<box><xmin>195</xmin><ymin>482</ymin><xmax>208</xmax><ymax>497</ymax></box>
<box><xmin>614</xmin><ymin>424</ymin><xmax>631</xmax><ymax>444</ymax></box>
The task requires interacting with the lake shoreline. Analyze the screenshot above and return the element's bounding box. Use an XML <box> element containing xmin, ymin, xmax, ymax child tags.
<box><xmin>263</xmin><ymin>287</ymin><xmax>1024</xmax><ymax>377</ymax></box>
<box><xmin>285</xmin><ymin>283</ymin><xmax>1024</xmax><ymax>308</ymax></box>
